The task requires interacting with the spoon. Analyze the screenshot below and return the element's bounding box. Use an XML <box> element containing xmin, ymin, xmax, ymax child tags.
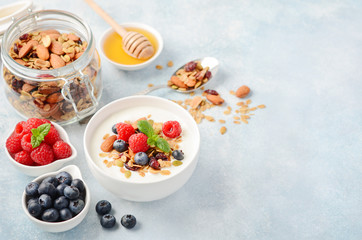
<box><xmin>136</xmin><ymin>57</ymin><xmax>219</xmax><ymax>95</ymax></box>
<box><xmin>84</xmin><ymin>0</ymin><xmax>154</xmax><ymax>59</ymax></box>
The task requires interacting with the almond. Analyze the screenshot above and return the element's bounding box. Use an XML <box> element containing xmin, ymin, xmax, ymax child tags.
<box><xmin>46</xmin><ymin>92</ymin><xmax>63</xmax><ymax>103</ymax></box>
<box><xmin>14</xmin><ymin>59</ymin><xmax>27</xmax><ymax>66</ymax></box>
<box><xmin>206</xmin><ymin>94</ymin><xmax>224</xmax><ymax>105</ymax></box>
<box><xmin>75</xmin><ymin>52</ymin><xmax>83</xmax><ymax>59</ymax></box>
<box><xmin>67</xmin><ymin>33</ymin><xmax>80</xmax><ymax>42</ymax></box>
<box><xmin>48</xmin><ymin>33</ymin><xmax>61</xmax><ymax>41</ymax></box>
<box><xmin>36</xmin><ymin>45</ymin><xmax>49</xmax><ymax>60</ymax></box>
<box><xmin>101</xmin><ymin>135</ymin><xmax>117</xmax><ymax>152</ymax></box>
<box><xmin>235</xmin><ymin>85</ymin><xmax>250</xmax><ymax>98</ymax></box>
<box><xmin>41</xmin><ymin>29</ymin><xmax>60</xmax><ymax>35</ymax></box>
<box><xmin>22</xmin><ymin>83</ymin><xmax>36</xmax><ymax>93</ymax></box>
<box><xmin>170</xmin><ymin>75</ymin><xmax>188</xmax><ymax>88</ymax></box>
<box><xmin>50</xmin><ymin>54</ymin><xmax>65</xmax><ymax>69</ymax></box>
<box><xmin>18</xmin><ymin>40</ymin><xmax>38</xmax><ymax>58</ymax></box>
<box><xmin>191</xmin><ymin>96</ymin><xmax>203</xmax><ymax>109</ymax></box>
<box><xmin>49</xmin><ymin>41</ymin><xmax>64</xmax><ymax>55</ymax></box>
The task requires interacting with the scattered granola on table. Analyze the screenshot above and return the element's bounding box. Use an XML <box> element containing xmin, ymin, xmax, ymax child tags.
<box><xmin>99</xmin><ymin>117</ymin><xmax>185</xmax><ymax>178</ymax></box>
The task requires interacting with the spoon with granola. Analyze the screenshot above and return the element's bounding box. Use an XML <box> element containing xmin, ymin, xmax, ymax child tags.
<box><xmin>137</xmin><ymin>57</ymin><xmax>219</xmax><ymax>95</ymax></box>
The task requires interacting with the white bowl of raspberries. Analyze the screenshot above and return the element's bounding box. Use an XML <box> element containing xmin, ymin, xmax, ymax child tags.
<box><xmin>22</xmin><ymin>165</ymin><xmax>90</xmax><ymax>232</ymax></box>
<box><xmin>5</xmin><ymin>118</ymin><xmax>77</xmax><ymax>176</ymax></box>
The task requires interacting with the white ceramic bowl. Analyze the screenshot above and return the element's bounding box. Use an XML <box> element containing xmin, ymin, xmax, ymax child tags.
<box><xmin>22</xmin><ymin>165</ymin><xmax>90</xmax><ymax>232</ymax></box>
<box><xmin>4</xmin><ymin>121</ymin><xmax>77</xmax><ymax>176</ymax></box>
<box><xmin>84</xmin><ymin>95</ymin><xmax>200</xmax><ymax>202</ymax></box>
<box><xmin>98</xmin><ymin>23</ymin><xmax>163</xmax><ymax>71</ymax></box>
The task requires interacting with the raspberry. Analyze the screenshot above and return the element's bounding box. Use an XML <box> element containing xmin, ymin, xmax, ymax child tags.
<box><xmin>14</xmin><ymin>151</ymin><xmax>34</xmax><ymax>166</ymax></box>
<box><xmin>6</xmin><ymin>134</ymin><xmax>23</xmax><ymax>154</ymax></box>
<box><xmin>24</xmin><ymin>118</ymin><xmax>44</xmax><ymax>133</ymax></box>
<box><xmin>128</xmin><ymin>133</ymin><xmax>149</xmax><ymax>153</ymax></box>
<box><xmin>44</xmin><ymin>126</ymin><xmax>61</xmax><ymax>146</ymax></box>
<box><xmin>162</xmin><ymin>121</ymin><xmax>182</xmax><ymax>138</ymax></box>
<box><xmin>116</xmin><ymin>123</ymin><xmax>135</xmax><ymax>142</ymax></box>
<box><xmin>14</xmin><ymin>121</ymin><xmax>26</xmax><ymax>137</ymax></box>
<box><xmin>30</xmin><ymin>143</ymin><xmax>54</xmax><ymax>165</ymax></box>
<box><xmin>53</xmin><ymin>141</ymin><xmax>72</xmax><ymax>159</ymax></box>
<box><xmin>21</xmin><ymin>133</ymin><xmax>33</xmax><ymax>152</ymax></box>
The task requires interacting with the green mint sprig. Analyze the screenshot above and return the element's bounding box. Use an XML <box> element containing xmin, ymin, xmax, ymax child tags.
<box><xmin>31</xmin><ymin>123</ymin><xmax>51</xmax><ymax>148</ymax></box>
<box><xmin>137</xmin><ymin>120</ymin><xmax>170</xmax><ymax>153</ymax></box>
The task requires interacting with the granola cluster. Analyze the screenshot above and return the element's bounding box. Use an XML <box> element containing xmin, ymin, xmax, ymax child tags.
<box><xmin>167</xmin><ymin>60</ymin><xmax>211</xmax><ymax>91</ymax></box>
<box><xmin>3</xmin><ymin>30</ymin><xmax>101</xmax><ymax>122</ymax></box>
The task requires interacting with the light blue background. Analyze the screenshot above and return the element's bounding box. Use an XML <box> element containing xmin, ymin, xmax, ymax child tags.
<box><xmin>0</xmin><ymin>0</ymin><xmax>361</xmax><ymax>239</ymax></box>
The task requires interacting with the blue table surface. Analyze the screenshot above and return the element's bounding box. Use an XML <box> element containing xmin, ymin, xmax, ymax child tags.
<box><xmin>1</xmin><ymin>0</ymin><xmax>362</xmax><ymax>239</ymax></box>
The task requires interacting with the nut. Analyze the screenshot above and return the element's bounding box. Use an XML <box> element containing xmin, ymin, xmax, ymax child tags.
<box><xmin>41</xmin><ymin>35</ymin><xmax>51</xmax><ymax>48</ymax></box>
<box><xmin>170</xmin><ymin>76</ymin><xmax>187</xmax><ymax>88</ymax></box>
<box><xmin>50</xmin><ymin>54</ymin><xmax>65</xmax><ymax>69</ymax></box>
<box><xmin>101</xmin><ymin>135</ymin><xmax>117</xmax><ymax>152</ymax></box>
<box><xmin>236</xmin><ymin>85</ymin><xmax>250</xmax><ymax>98</ymax></box>
<box><xmin>206</xmin><ymin>94</ymin><xmax>224</xmax><ymax>105</ymax></box>
<box><xmin>46</xmin><ymin>92</ymin><xmax>63</xmax><ymax>103</ymax></box>
<box><xmin>67</xmin><ymin>33</ymin><xmax>80</xmax><ymax>42</ymax></box>
<box><xmin>49</xmin><ymin>41</ymin><xmax>64</xmax><ymax>55</ymax></box>
<box><xmin>18</xmin><ymin>40</ymin><xmax>38</xmax><ymax>58</ymax></box>
<box><xmin>36</xmin><ymin>45</ymin><xmax>49</xmax><ymax>60</ymax></box>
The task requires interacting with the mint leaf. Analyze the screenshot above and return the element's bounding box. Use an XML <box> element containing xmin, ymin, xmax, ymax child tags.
<box><xmin>147</xmin><ymin>134</ymin><xmax>158</xmax><ymax>147</ymax></box>
<box><xmin>137</xmin><ymin>120</ymin><xmax>154</xmax><ymax>137</ymax></box>
<box><xmin>31</xmin><ymin>135</ymin><xmax>42</xmax><ymax>149</ymax></box>
<box><xmin>30</xmin><ymin>123</ymin><xmax>51</xmax><ymax>148</ymax></box>
<box><xmin>156</xmin><ymin>137</ymin><xmax>171</xmax><ymax>153</ymax></box>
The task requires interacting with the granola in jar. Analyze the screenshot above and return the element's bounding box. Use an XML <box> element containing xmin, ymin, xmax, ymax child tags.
<box><xmin>1</xmin><ymin>11</ymin><xmax>102</xmax><ymax>125</ymax></box>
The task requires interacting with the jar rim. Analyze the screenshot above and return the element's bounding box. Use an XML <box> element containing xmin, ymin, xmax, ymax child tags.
<box><xmin>1</xmin><ymin>9</ymin><xmax>94</xmax><ymax>81</ymax></box>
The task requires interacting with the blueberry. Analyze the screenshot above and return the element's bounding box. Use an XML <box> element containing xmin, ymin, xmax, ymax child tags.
<box><xmin>42</xmin><ymin>176</ymin><xmax>59</xmax><ymax>187</ymax></box>
<box><xmin>38</xmin><ymin>182</ymin><xmax>57</xmax><ymax>198</ymax></box>
<box><xmin>172</xmin><ymin>150</ymin><xmax>184</xmax><ymax>160</ymax></box>
<box><xmin>69</xmin><ymin>199</ymin><xmax>84</xmax><ymax>215</ymax></box>
<box><xmin>112</xmin><ymin>124</ymin><xmax>118</xmax><ymax>134</ymax></box>
<box><xmin>25</xmin><ymin>182</ymin><xmax>39</xmax><ymax>197</ymax></box>
<box><xmin>54</xmin><ymin>196</ymin><xmax>69</xmax><ymax>210</ymax></box>
<box><xmin>64</xmin><ymin>186</ymin><xmax>80</xmax><ymax>200</ymax></box>
<box><xmin>28</xmin><ymin>202</ymin><xmax>42</xmax><ymax>218</ymax></box>
<box><xmin>95</xmin><ymin>200</ymin><xmax>111</xmax><ymax>215</ymax></box>
<box><xmin>38</xmin><ymin>194</ymin><xmax>52</xmax><ymax>209</ymax></box>
<box><xmin>71</xmin><ymin>179</ymin><xmax>85</xmax><ymax>193</ymax></box>
<box><xmin>121</xmin><ymin>214</ymin><xmax>137</xmax><ymax>229</ymax></box>
<box><xmin>27</xmin><ymin>198</ymin><xmax>38</xmax><ymax>206</ymax></box>
<box><xmin>59</xmin><ymin>208</ymin><xmax>73</xmax><ymax>221</ymax></box>
<box><xmin>101</xmin><ymin>214</ymin><xmax>116</xmax><ymax>228</ymax></box>
<box><xmin>134</xmin><ymin>152</ymin><xmax>149</xmax><ymax>166</ymax></box>
<box><xmin>56</xmin><ymin>171</ymin><xmax>72</xmax><ymax>185</ymax></box>
<box><xmin>56</xmin><ymin>183</ymin><xmax>68</xmax><ymax>196</ymax></box>
<box><xmin>42</xmin><ymin>208</ymin><xmax>59</xmax><ymax>222</ymax></box>
<box><xmin>113</xmin><ymin>139</ymin><xmax>127</xmax><ymax>153</ymax></box>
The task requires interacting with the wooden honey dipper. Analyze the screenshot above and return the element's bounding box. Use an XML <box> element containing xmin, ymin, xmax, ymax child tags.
<box><xmin>84</xmin><ymin>0</ymin><xmax>154</xmax><ymax>59</ymax></box>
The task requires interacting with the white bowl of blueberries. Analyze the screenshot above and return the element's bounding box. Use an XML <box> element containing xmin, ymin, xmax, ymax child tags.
<box><xmin>22</xmin><ymin>165</ymin><xmax>90</xmax><ymax>232</ymax></box>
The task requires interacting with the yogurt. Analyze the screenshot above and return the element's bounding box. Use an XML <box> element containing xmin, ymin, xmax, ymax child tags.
<box><xmin>89</xmin><ymin>105</ymin><xmax>196</xmax><ymax>183</ymax></box>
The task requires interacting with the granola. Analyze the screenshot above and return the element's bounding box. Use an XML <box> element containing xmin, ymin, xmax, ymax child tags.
<box><xmin>3</xmin><ymin>30</ymin><xmax>101</xmax><ymax>123</ymax></box>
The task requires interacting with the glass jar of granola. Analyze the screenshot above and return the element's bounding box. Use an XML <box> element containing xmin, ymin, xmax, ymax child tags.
<box><xmin>0</xmin><ymin>10</ymin><xmax>102</xmax><ymax>125</ymax></box>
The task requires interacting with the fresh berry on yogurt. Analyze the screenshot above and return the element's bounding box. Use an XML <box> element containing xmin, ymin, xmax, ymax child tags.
<box><xmin>128</xmin><ymin>133</ymin><xmax>149</xmax><ymax>153</ymax></box>
<box><xmin>162</xmin><ymin>121</ymin><xmax>182</xmax><ymax>138</ymax></box>
<box><xmin>134</xmin><ymin>152</ymin><xmax>149</xmax><ymax>166</ymax></box>
<box><xmin>116</xmin><ymin>123</ymin><xmax>135</xmax><ymax>142</ymax></box>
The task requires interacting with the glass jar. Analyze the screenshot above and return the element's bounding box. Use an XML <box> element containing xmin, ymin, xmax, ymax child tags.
<box><xmin>1</xmin><ymin>10</ymin><xmax>102</xmax><ymax>125</ymax></box>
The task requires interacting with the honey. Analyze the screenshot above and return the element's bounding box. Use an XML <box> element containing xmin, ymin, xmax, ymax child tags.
<box><xmin>103</xmin><ymin>28</ymin><xmax>158</xmax><ymax>65</ymax></box>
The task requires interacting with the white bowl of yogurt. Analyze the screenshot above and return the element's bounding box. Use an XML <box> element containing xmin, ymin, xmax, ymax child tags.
<box><xmin>83</xmin><ymin>95</ymin><xmax>200</xmax><ymax>202</ymax></box>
